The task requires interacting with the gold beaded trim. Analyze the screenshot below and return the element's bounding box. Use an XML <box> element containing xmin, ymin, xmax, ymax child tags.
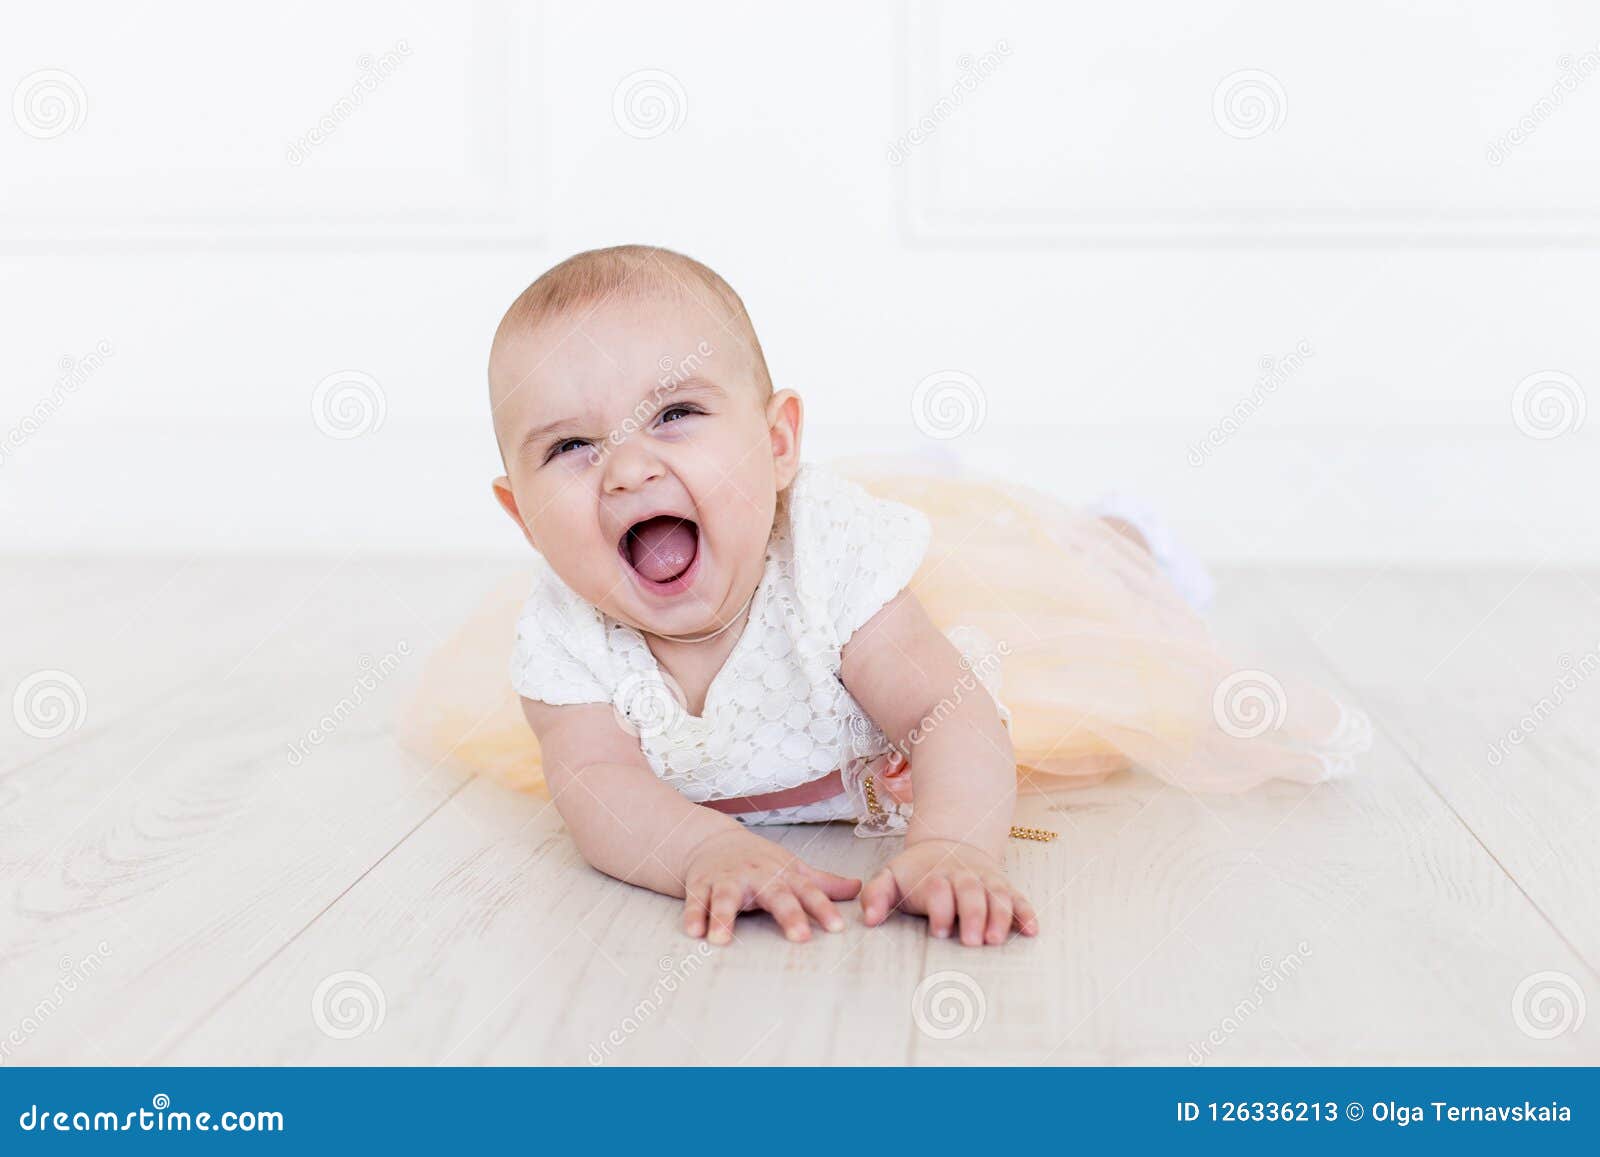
<box><xmin>1008</xmin><ymin>825</ymin><xmax>1058</xmax><ymax>842</ymax></box>
<box><xmin>863</xmin><ymin>769</ymin><xmax>883</xmax><ymax>817</ymax></box>
<box><xmin>862</xmin><ymin>768</ymin><xmax>1057</xmax><ymax>842</ymax></box>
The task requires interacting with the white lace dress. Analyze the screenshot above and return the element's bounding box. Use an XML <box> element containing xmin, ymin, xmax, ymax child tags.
<box><xmin>508</xmin><ymin>461</ymin><xmax>1011</xmax><ymax>834</ymax></box>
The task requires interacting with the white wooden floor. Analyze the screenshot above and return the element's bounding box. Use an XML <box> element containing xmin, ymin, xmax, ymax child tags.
<box><xmin>3</xmin><ymin>557</ymin><xmax>1597</xmax><ymax>1065</ymax></box>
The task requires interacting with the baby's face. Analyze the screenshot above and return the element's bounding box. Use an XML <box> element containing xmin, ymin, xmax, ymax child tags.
<box><xmin>491</xmin><ymin>293</ymin><xmax>800</xmax><ymax>639</ymax></box>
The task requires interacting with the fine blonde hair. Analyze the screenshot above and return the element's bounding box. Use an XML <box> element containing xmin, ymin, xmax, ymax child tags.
<box><xmin>490</xmin><ymin>244</ymin><xmax>773</xmax><ymax>401</ymax></box>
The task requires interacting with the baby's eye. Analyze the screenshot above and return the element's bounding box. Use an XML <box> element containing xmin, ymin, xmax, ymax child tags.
<box><xmin>550</xmin><ymin>437</ymin><xmax>591</xmax><ymax>460</ymax></box>
<box><xmin>657</xmin><ymin>404</ymin><xmax>702</xmax><ymax>425</ymax></box>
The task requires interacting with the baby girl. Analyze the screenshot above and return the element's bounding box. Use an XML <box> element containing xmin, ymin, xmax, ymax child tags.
<box><xmin>486</xmin><ymin>244</ymin><xmax>1045</xmax><ymax>948</ymax></box>
<box><xmin>475</xmin><ymin>244</ymin><xmax>1367</xmax><ymax>950</ymax></box>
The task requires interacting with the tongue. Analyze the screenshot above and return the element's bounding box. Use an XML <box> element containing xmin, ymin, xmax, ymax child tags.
<box><xmin>627</xmin><ymin>517</ymin><xmax>696</xmax><ymax>582</ymax></box>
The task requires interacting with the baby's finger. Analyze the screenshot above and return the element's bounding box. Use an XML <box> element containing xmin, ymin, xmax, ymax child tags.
<box><xmin>708</xmin><ymin>878</ymin><xmax>743</xmax><ymax>945</ymax></box>
<box><xmin>860</xmin><ymin>868</ymin><xmax>902</xmax><ymax>927</ymax></box>
<box><xmin>922</xmin><ymin>877</ymin><xmax>956</xmax><ymax>939</ymax></box>
<box><xmin>953</xmin><ymin>874</ymin><xmax>988</xmax><ymax>947</ymax></box>
<box><xmin>984</xmin><ymin>888</ymin><xmax>1014</xmax><ymax>945</ymax></box>
<box><xmin>1011</xmin><ymin>890</ymin><xmax>1041</xmax><ymax>936</ymax></box>
<box><xmin>759</xmin><ymin>885</ymin><xmax>812</xmax><ymax>942</ymax></box>
<box><xmin>683</xmin><ymin>885</ymin><xmax>711</xmax><ymax>938</ymax></box>
<box><xmin>795</xmin><ymin>881</ymin><xmax>846</xmax><ymax>933</ymax></box>
<box><xmin>799</xmin><ymin>863</ymin><xmax>863</xmax><ymax>901</ymax></box>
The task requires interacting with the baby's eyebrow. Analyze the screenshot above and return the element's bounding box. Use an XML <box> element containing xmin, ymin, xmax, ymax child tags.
<box><xmin>660</xmin><ymin>376</ymin><xmax>726</xmax><ymax>401</ymax></box>
<box><xmin>517</xmin><ymin>415</ymin><xmax>583</xmax><ymax>459</ymax></box>
<box><xmin>516</xmin><ymin>377</ymin><xmax>728</xmax><ymax>460</ymax></box>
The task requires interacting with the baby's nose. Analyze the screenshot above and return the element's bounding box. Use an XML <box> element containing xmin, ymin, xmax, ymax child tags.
<box><xmin>601</xmin><ymin>436</ymin><xmax>667</xmax><ymax>493</ymax></box>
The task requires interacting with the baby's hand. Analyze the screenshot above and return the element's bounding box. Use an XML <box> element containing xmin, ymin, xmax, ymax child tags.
<box><xmin>861</xmin><ymin>838</ymin><xmax>1039</xmax><ymax>946</ymax></box>
<box><xmin>682</xmin><ymin>829</ymin><xmax>862</xmax><ymax>945</ymax></box>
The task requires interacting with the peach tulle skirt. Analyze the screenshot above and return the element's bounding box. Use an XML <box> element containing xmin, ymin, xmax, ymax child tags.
<box><xmin>398</xmin><ymin>455</ymin><xmax>1370</xmax><ymax>799</ymax></box>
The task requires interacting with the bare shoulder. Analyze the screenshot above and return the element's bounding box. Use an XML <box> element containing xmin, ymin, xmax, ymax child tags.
<box><xmin>838</xmin><ymin>588</ymin><xmax>961</xmax><ymax>742</ymax></box>
<box><xmin>839</xmin><ymin>587</ymin><xmax>944</xmax><ymax>670</ymax></box>
<box><xmin>520</xmin><ymin>697</ymin><xmax>651</xmax><ymax>776</ymax></box>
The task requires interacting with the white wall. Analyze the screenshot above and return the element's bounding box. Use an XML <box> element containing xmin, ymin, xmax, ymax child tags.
<box><xmin>3</xmin><ymin>0</ymin><xmax>1597</xmax><ymax>564</ymax></box>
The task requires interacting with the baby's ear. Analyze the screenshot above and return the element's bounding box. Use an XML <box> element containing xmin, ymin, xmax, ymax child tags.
<box><xmin>766</xmin><ymin>388</ymin><xmax>804</xmax><ymax>488</ymax></box>
<box><xmin>492</xmin><ymin>476</ymin><xmax>538</xmax><ymax>550</ymax></box>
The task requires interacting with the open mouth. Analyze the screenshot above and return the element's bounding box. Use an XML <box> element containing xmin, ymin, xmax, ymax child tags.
<box><xmin>619</xmin><ymin>515</ymin><xmax>701</xmax><ymax>591</ymax></box>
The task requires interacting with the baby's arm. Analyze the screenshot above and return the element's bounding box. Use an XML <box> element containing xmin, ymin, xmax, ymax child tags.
<box><xmin>838</xmin><ymin>590</ymin><xmax>1039</xmax><ymax>945</ymax></box>
<box><xmin>521</xmin><ymin>698</ymin><xmax>860</xmax><ymax>943</ymax></box>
